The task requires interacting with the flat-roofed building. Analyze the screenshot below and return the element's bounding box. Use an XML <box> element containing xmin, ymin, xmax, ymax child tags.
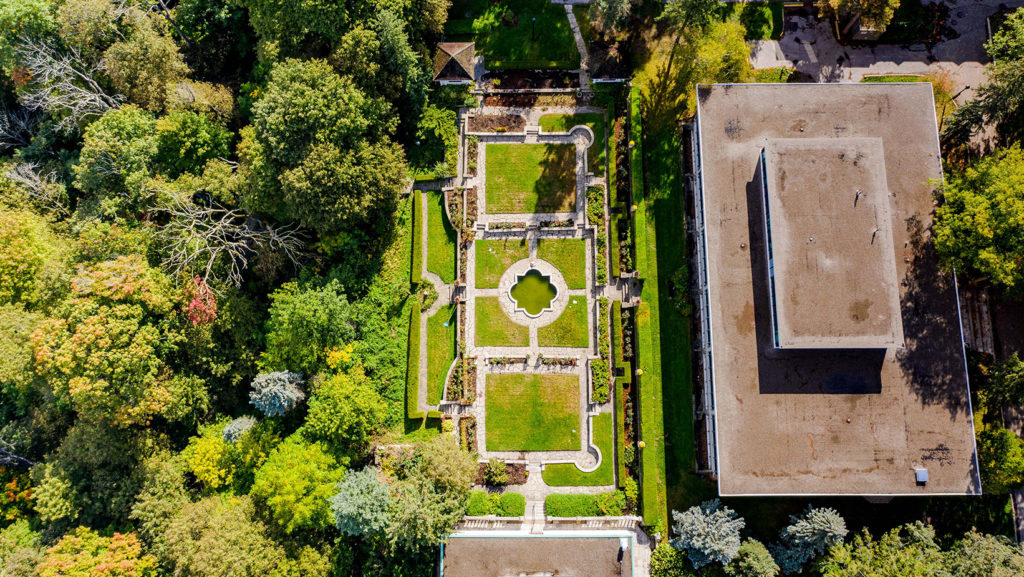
<box><xmin>692</xmin><ymin>83</ymin><xmax>981</xmax><ymax>496</ymax></box>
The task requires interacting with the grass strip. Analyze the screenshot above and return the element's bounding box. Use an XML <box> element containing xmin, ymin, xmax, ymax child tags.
<box><xmin>542</xmin><ymin>412</ymin><xmax>614</xmax><ymax>486</ymax></box>
<box><xmin>485</xmin><ymin>373</ymin><xmax>580</xmax><ymax>451</ymax></box>
<box><xmin>537</xmin><ymin>296</ymin><xmax>589</xmax><ymax>348</ymax></box>
<box><xmin>475</xmin><ymin>297</ymin><xmax>529</xmax><ymax>347</ymax></box>
<box><xmin>411</xmin><ymin>192</ymin><xmax>423</xmax><ymax>285</ymax></box>
<box><xmin>536</xmin><ymin>238</ymin><xmax>587</xmax><ymax>289</ymax></box>
<box><xmin>426</xmin><ymin>191</ymin><xmax>457</xmax><ymax>283</ymax></box>
<box><xmin>405</xmin><ymin>302</ymin><xmax>423</xmax><ymax>420</ymax></box>
<box><xmin>426</xmin><ymin>304</ymin><xmax>456</xmax><ymax>404</ymax></box>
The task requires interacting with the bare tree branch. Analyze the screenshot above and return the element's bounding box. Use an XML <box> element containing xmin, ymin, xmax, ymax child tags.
<box><xmin>16</xmin><ymin>38</ymin><xmax>124</xmax><ymax>133</ymax></box>
<box><xmin>6</xmin><ymin>162</ymin><xmax>70</xmax><ymax>217</ymax></box>
<box><xmin>0</xmin><ymin>106</ymin><xmax>39</xmax><ymax>149</ymax></box>
<box><xmin>159</xmin><ymin>198</ymin><xmax>306</xmax><ymax>289</ymax></box>
<box><xmin>0</xmin><ymin>438</ymin><xmax>34</xmax><ymax>468</ymax></box>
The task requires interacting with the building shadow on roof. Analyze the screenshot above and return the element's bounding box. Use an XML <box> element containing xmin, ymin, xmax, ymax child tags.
<box><xmin>743</xmin><ymin>163</ymin><xmax>885</xmax><ymax>395</ymax></box>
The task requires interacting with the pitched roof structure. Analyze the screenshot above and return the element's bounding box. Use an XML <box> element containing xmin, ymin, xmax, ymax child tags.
<box><xmin>433</xmin><ymin>42</ymin><xmax>476</xmax><ymax>82</ymax></box>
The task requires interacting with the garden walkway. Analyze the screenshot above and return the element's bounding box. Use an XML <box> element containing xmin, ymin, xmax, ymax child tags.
<box><xmin>564</xmin><ymin>4</ymin><xmax>592</xmax><ymax>90</ymax></box>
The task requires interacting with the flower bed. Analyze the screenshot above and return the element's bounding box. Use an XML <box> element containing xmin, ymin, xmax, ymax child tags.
<box><xmin>474</xmin><ymin>462</ymin><xmax>529</xmax><ymax>486</ymax></box>
<box><xmin>467</xmin><ymin>114</ymin><xmax>526</xmax><ymax>133</ymax></box>
<box><xmin>590</xmin><ymin>297</ymin><xmax>610</xmax><ymax>403</ymax></box>
<box><xmin>538</xmin><ymin>356</ymin><xmax>577</xmax><ymax>367</ymax></box>
<box><xmin>490</xmin><ymin>221</ymin><xmax>528</xmax><ymax>231</ymax></box>
<box><xmin>586</xmin><ymin>186</ymin><xmax>608</xmax><ymax>285</ymax></box>
<box><xmin>539</xmin><ymin>219</ymin><xmax>574</xmax><ymax>228</ymax></box>
<box><xmin>460</xmin><ymin>415</ymin><xmax>478</xmax><ymax>452</ymax></box>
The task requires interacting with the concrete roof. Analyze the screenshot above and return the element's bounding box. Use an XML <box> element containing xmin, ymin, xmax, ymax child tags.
<box><xmin>762</xmin><ymin>137</ymin><xmax>904</xmax><ymax>349</ymax></box>
<box><xmin>443</xmin><ymin>536</ymin><xmax>632</xmax><ymax>577</ymax></box>
<box><xmin>695</xmin><ymin>83</ymin><xmax>980</xmax><ymax>496</ymax></box>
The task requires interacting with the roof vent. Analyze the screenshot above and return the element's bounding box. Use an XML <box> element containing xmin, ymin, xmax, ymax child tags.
<box><xmin>915</xmin><ymin>468</ymin><xmax>928</xmax><ymax>484</ymax></box>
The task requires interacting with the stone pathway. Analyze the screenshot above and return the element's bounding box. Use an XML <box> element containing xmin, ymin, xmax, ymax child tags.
<box><xmin>563</xmin><ymin>4</ymin><xmax>592</xmax><ymax>91</ymax></box>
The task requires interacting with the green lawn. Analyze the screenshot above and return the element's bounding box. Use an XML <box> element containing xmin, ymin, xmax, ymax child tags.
<box><xmin>449</xmin><ymin>0</ymin><xmax>579</xmax><ymax>69</ymax></box>
<box><xmin>475</xmin><ymin>297</ymin><xmax>529</xmax><ymax>347</ymax></box>
<box><xmin>542</xmin><ymin>412</ymin><xmax>614</xmax><ymax>486</ymax></box>
<box><xmin>536</xmin><ymin>238</ymin><xmax>587</xmax><ymax>289</ymax></box>
<box><xmin>426</xmin><ymin>191</ymin><xmax>456</xmax><ymax>283</ymax></box>
<box><xmin>475</xmin><ymin>237</ymin><xmax>529</xmax><ymax>288</ymax></box>
<box><xmin>486</xmin><ymin>144</ymin><xmax>576</xmax><ymax>214</ymax></box>
<box><xmin>537</xmin><ymin>296</ymin><xmax>589</xmax><ymax>348</ymax></box>
<box><xmin>426</xmin><ymin>305</ymin><xmax>456</xmax><ymax>405</ymax></box>
<box><xmin>538</xmin><ymin>113</ymin><xmax>605</xmax><ymax>173</ymax></box>
<box><xmin>486</xmin><ymin>373</ymin><xmax>580</xmax><ymax>451</ymax></box>
<box><xmin>632</xmin><ymin>87</ymin><xmax>714</xmax><ymax>527</ymax></box>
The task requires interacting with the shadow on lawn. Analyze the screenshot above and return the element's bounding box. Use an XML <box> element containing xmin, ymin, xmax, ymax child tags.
<box><xmin>534</xmin><ymin>144</ymin><xmax>577</xmax><ymax>212</ymax></box>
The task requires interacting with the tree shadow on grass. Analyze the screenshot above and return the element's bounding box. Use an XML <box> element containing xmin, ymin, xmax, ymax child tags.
<box><xmin>534</xmin><ymin>144</ymin><xmax>578</xmax><ymax>212</ymax></box>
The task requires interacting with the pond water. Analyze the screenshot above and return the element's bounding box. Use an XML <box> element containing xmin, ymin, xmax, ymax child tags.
<box><xmin>510</xmin><ymin>269</ymin><xmax>557</xmax><ymax>316</ymax></box>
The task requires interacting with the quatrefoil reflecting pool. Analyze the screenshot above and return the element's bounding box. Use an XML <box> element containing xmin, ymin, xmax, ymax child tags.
<box><xmin>509</xmin><ymin>268</ymin><xmax>557</xmax><ymax>317</ymax></box>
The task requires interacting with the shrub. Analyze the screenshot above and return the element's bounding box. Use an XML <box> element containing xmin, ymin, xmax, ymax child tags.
<box><xmin>497</xmin><ymin>492</ymin><xmax>526</xmax><ymax>517</ymax></box>
<box><xmin>249</xmin><ymin>371</ymin><xmax>305</xmax><ymax>417</ymax></box>
<box><xmin>726</xmin><ymin>539</ymin><xmax>779</xmax><ymax>577</ymax></box>
<box><xmin>465</xmin><ymin>490</ymin><xmax>493</xmax><ymax>516</ymax></box>
<box><xmin>650</xmin><ymin>542</ymin><xmax>693</xmax><ymax>577</ymax></box>
<box><xmin>485</xmin><ymin>459</ymin><xmax>509</xmax><ymax>486</ymax></box>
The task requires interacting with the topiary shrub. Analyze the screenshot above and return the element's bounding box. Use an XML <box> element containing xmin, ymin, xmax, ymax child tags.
<box><xmin>465</xmin><ymin>490</ymin><xmax>493</xmax><ymax>516</ymax></box>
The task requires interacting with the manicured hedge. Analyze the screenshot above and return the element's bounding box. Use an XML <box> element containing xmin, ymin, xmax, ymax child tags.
<box><xmin>405</xmin><ymin>302</ymin><xmax>424</xmax><ymax>420</ymax></box>
<box><xmin>465</xmin><ymin>490</ymin><xmax>526</xmax><ymax>517</ymax></box>
<box><xmin>615</xmin><ymin>375</ymin><xmax>629</xmax><ymax>487</ymax></box>
<box><xmin>411</xmin><ymin>191</ymin><xmax>423</xmax><ymax>286</ymax></box>
<box><xmin>542</xmin><ymin>412</ymin><xmax>614</xmax><ymax>486</ymax></box>
<box><xmin>545</xmin><ymin>491</ymin><xmax>625</xmax><ymax>517</ymax></box>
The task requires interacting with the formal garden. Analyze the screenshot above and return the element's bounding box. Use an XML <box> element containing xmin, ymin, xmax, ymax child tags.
<box><xmin>406</xmin><ymin>85</ymin><xmax>643</xmax><ymax>519</ymax></box>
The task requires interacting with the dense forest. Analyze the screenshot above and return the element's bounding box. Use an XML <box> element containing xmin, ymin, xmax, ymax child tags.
<box><xmin>0</xmin><ymin>0</ymin><xmax>474</xmax><ymax>575</ymax></box>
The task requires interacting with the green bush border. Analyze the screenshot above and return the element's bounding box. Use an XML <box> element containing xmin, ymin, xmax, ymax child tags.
<box><xmin>465</xmin><ymin>490</ymin><xmax>526</xmax><ymax>517</ymax></box>
<box><xmin>612</xmin><ymin>301</ymin><xmax>631</xmax><ymax>487</ymax></box>
<box><xmin>544</xmin><ymin>491</ymin><xmax>625</xmax><ymax>517</ymax></box>
<box><xmin>406</xmin><ymin>302</ymin><xmax>423</xmax><ymax>420</ymax></box>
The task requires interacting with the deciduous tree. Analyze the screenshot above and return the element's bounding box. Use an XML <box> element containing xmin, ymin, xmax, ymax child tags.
<box><xmin>73</xmin><ymin>106</ymin><xmax>159</xmax><ymax>214</ymax></box>
<box><xmin>103</xmin><ymin>17</ymin><xmax>190</xmax><ymax>112</ymax></box>
<box><xmin>934</xmin><ymin>146</ymin><xmax>1024</xmax><ymax>288</ymax></box>
<box><xmin>726</xmin><ymin>539</ymin><xmax>779</xmax><ymax>577</ymax></box>
<box><xmin>302</xmin><ymin>365</ymin><xmax>385</xmax><ymax>451</ymax></box>
<box><xmin>819</xmin><ymin>523</ymin><xmax>944</xmax><ymax>577</ymax></box>
<box><xmin>260</xmin><ymin>280</ymin><xmax>355</xmax><ymax>374</ymax></box>
<box><xmin>251</xmin><ymin>437</ymin><xmax>344</xmax><ymax>533</ymax></box>
<box><xmin>38</xmin><ymin>527</ymin><xmax>159</xmax><ymax>577</ymax></box>
<box><xmin>977</xmin><ymin>425</ymin><xmax>1024</xmax><ymax>493</ymax></box>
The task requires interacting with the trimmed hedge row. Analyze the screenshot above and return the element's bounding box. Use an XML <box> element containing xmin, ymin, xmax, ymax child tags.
<box><xmin>545</xmin><ymin>491</ymin><xmax>625</xmax><ymax>517</ymax></box>
<box><xmin>611</xmin><ymin>301</ymin><xmax>631</xmax><ymax>488</ymax></box>
<box><xmin>541</xmin><ymin>412</ymin><xmax>614</xmax><ymax>486</ymax></box>
<box><xmin>466</xmin><ymin>490</ymin><xmax>526</xmax><ymax>517</ymax></box>
<box><xmin>411</xmin><ymin>191</ymin><xmax>423</xmax><ymax>286</ymax></box>
<box><xmin>406</xmin><ymin>302</ymin><xmax>423</xmax><ymax>420</ymax></box>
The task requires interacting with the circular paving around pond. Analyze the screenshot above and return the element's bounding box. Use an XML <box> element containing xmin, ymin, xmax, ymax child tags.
<box><xmin>497</xmin><ymin>258</ymin><xmax>570</xmax><ymax>327</ymax></box>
